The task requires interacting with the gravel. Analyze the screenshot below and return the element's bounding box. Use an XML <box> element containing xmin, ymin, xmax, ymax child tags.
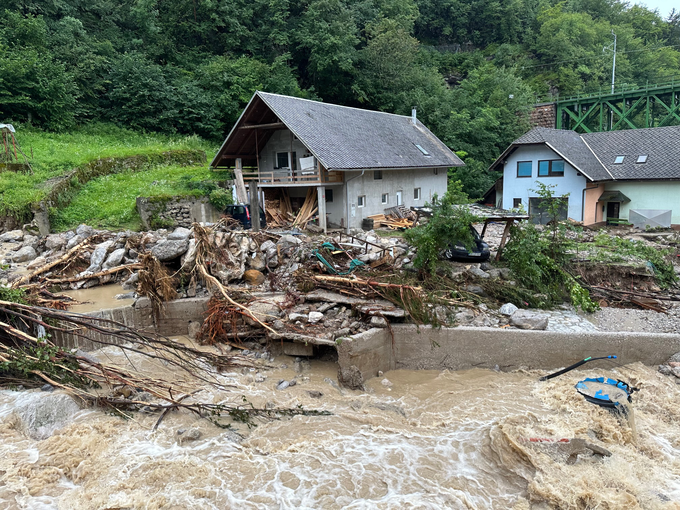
<box><xmin>588</xmin><ymin>305</ymin><xmax>680</xmax><ymax>334</ymax></box>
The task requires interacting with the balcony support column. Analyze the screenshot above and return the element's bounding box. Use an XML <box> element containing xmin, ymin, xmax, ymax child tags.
<box><xmin>317</xmin><ymin>186</ymin><xmax>327</xmax><ymax>234</ymax></box>
<box><xmin>234</xmin><ymin>158</ymin><xmax>248</xmax><ymax>205</ymax></box>
<box><xmin>249</xmin><ymin>180</ymin><xmax>260</xmax><ymax>232</ymax></box>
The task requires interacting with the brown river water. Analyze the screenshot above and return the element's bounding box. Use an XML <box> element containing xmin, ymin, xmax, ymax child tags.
<box><xmin>1</xmin><ymin>341</ymin><xmax>679</xmax><ymax>509</ymax></box>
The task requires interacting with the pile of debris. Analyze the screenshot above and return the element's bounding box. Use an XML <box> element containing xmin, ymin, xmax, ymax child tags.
<box><xmin>264</xmin><ymin>188</ymin><xmax>319</xmax><ymax>229</ymax></box>
<box><xmin>368</xmin><ymin>206</ymin><xmax>418</xmax><ymax>230</ymax></box>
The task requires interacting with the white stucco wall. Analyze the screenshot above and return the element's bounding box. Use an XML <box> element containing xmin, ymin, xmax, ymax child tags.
<box><xmin>502</xmin><ymin>145</ymin><xmax>588</xmax><ymax>221</ymax></box>
<box><xmin>606</xmin><ymin>181</ymin><xmax>680</xmax><ymax>225</ymax></box>
<box><xmin>345</xmin><ymin>168</ymin><xmax>448</xmax><ymax>229</ymax></box>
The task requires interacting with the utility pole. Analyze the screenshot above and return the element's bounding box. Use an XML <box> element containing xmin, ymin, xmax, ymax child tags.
<box><xmin>610</xmin><ymin>30</ymin><xmax>617</xmax><ymax>94</ymax></box>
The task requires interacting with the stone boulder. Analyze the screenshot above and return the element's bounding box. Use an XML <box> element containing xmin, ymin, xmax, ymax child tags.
<box><xmin>244</xmin><ymin>269</ymin><xmax>265</xmax><ymax>286</ymax></box>
<box><xmin>76</xmin><ymin>224</ymin><xmax>95</xmax><ymax>239</ymax></box>
<box><xmin>181</xmin><ymin>239</ymin><xmax>197</xmax><ymax>267</ymax></box>
<box><xmin>247</xmin><ymin>251</ymin><xmax>266</xmax><ymax>271</ymax></box>
<box><xmin>85</xmin><ymin>240</ymin><xmax>114</xmax><ymax>273</ymax></box>
<box><xmin>151</xmin><ymin>239</ymin><xmax>189</xmax><ymax>261</ymax></box>
<box><xmin>338</xmin><ymin>365</ymin><xmax>365</xmax><ymax>391</ymax></box>
<box><xmin>102</xmin><ymin>248</ymin><xmax>126</xmax><ymax>270</ymax></box>
<box><xmin>0</xmin><ymin>230</ymin><xmax>23</xmax><ymax>242</ymax></box>
<box><xmin>45</xmin><ymin>234</ymin><xmax>67</xmax><ymax>251</ymax></box>
<box><xmin>245</xmin><ymin>300</ymin><xmax>282</xmax><ymax>327</ymax></box>
<box><xmin>499</xmin><ymin>303</ymin><xmax>519</xmax><ymax>316</ymax></box>
<box><xmin>65</xmin><ymin>234</ymin><xmax>84</xmax><ymax>250</ymax></box>
<box><xmin>15</xmin><ymin>392</ymin><xmax>81</xmax><ymax>440</ymax></box>
<box><xmin>10</xmin><ymin>246</ymin><xmax>37</xmax><ymax>263</ymax></box>
<box><xmin>168</xmin><ymin>227</ymin><xmax>192</xmax><ymax>240</ymax></box>
<box><xmin>510</xmin><ymin>310</ymin><xmax>549</xmax><ymax>330</ymax></box>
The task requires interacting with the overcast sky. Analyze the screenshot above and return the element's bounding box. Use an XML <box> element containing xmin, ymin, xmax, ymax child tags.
<box><xmin>636</xmin><ymin>0</ymin><xmax>676</xmax><ymax>17</ymax></box>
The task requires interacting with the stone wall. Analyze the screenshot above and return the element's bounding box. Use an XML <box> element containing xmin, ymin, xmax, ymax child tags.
<box><xmin>136</xmin><ymin>195</ymin><xmax>224</xmax><ymax>230</ymax></box>
<box><xmin>530</xmin><ymin>103</ymin><xmax>556</xmax><ymax>128</ymax></box>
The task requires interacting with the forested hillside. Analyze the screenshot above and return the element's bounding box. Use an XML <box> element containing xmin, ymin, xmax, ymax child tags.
<box><xmin>1</xmin><ymin>0</ymin><xmax>679</xmax><ymax>197</ymax></box>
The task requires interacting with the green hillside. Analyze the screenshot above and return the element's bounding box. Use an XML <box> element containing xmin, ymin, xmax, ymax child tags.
<box><xmin>1</xmin><ymin>0</ymin><xmax>679</xmax><ymax>199</ymax></box>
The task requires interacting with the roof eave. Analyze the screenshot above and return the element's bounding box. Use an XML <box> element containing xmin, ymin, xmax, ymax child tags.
<box><xmin>327</xmin><ymin>163</ymin><xmax>463</xmax><ymax>171</ymax></box>
<box><xmin>210</xmin><ymin>92</ymin><xmax>261</xmax><ymax>168</ymax></box>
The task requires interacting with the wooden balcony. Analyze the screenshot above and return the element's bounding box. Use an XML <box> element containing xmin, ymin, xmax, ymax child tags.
<box><xmin>242</xmin><ymin>168</ymin><xmax>344</xmax><ymax>186</ymax></box>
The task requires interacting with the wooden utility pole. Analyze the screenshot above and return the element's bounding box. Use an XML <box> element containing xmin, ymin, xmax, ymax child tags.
<box><xmin>249</xmin><ymin>180</ymin><xmax>260</xmax><ymax>232</ymax></box>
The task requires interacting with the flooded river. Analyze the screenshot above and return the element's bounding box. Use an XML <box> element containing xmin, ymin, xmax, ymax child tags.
<box><xmin>0</xmin><ymin>345</ymin><xmax>679</xmax><ymax>509</ymax></box>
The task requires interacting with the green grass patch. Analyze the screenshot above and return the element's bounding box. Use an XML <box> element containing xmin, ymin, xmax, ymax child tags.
<box><xmin>52</xmin><ymin>165</ymin><xmax>231</xmax><ymax>231</ymax></box>
<box><xmin>0</xmin><ymin>123</ymin><xmax>217</xmax><ymax>219</ymax></box>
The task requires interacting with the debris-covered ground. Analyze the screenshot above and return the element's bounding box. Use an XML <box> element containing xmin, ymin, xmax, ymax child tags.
<box><xmin>2</xmin><ymin>220</ymin><xmax>680</xmax><ymax>341</ymax></box>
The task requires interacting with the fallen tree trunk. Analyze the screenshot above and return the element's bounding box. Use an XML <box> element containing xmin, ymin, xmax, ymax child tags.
<box><xmin>45</xmin><ymin>263</ymin><xmax>142</xmax><ymax>284</ymax></box>
<box><xmin>13</xmin><ymin>237</ymin><xmax>96</xmax><ymax>287</ymax></box>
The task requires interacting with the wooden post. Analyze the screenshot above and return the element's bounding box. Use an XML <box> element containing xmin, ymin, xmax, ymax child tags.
<box><xmin>317</xmin><ymin>186</ymin><xmax>327</xmax><ymax>234</ymax></box>
<box><xmin>495</xmin><ymin>219</ymin><xmax>514</xmax><ymax>261</ymax></box>
<box><xmin>234</xmin><ymin>158</ymin><xmax>248</xmax><ymax>204</ymax></box>
<box><xmin>249</xmin><ymin>180</ymin><xmax>260</xmax><ymax>232</ymax></box>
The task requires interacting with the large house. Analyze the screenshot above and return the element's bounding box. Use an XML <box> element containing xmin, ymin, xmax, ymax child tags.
<box><xmin>489</xmin><ymin>126</ymin><xmax>680</xmax><ymax>228</ymax></box>
<box><xmin>210</xmin><ymin>92</ymin><xmax>463</xmax><ymax>230</ymax></box>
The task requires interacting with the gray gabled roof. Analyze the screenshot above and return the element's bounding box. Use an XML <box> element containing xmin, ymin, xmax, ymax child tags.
<box><xmin>212</xmin><ymin>92</ymin><xmax>463</xmax><ymax>171</ymax></box>
<box><xmin>582</xmin><ymin>126</ymin><xmax>680</xmax><ymax>180</ymax></box>
<box><xmin>492</xmin><ymin>126</ymin><xmax>680</xmax><ymax>182</ymax></box>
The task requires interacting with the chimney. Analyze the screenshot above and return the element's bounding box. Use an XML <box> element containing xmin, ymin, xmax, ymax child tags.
<box><xmin>411</xmin><ymin>107</ymin><xmax>417</xmax><ymax>125</ymax></box>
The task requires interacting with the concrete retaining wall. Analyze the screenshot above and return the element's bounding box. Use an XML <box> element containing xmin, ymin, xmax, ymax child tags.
<box><xmin>52</xmin><ymin>297</ymin><xmax>208</xmax><ymax>351</ymax></box>
<box><xmin>339</xmin><ymin>325</ymin><xmax>680</xmax><ymax>381</ymax></box>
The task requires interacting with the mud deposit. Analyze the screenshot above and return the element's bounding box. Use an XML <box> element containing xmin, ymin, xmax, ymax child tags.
<box><xmin>0</xmin><ymin>349</ymin><xmax>679</xmax><ymax>509</ymax></box>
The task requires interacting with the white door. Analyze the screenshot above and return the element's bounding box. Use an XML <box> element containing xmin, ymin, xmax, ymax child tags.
<box><xmin>396</xmin><ymin>191</ymin><xmax>402</xmax><ymax>206</ymax></box>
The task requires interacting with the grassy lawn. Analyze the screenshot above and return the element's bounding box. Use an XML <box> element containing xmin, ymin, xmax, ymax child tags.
<box><xmin>51</xmin><ymin>165</ymin><xmax>231</xmax><ymax>231</ymax></box>
<box><xmin>0</xmin><ymin>123</ymin><xmax>217</xmax><ymax>218</ymax></box>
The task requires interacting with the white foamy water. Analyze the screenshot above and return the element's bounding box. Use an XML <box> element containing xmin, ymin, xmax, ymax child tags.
<box><xmin>0</xmin><ymin>354</ymin><xmax>679</xmax><ymax>509</ymax></box>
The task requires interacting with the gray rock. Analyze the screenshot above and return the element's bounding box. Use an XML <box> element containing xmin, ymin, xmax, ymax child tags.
<box><xmin>455</xmin><ymin>309</ymin><xmax>475</xmax><ymax>324</ymax></box>
<box><xmin>277</xmin><ymin>235</ymin><xmax>302</xmax><ymax>247</ymax></box>
<box><xmin>289</xmin><ymin>313</ymin><xmax>308</xmax><ymax>323</ymax></box>
<box><xmin>334</xmin><ymin>327</ymin><xmax>351</xmax><ymax>339</ymax></box>
<box><xmin>499</xmin><ymin>303</ymin><xmax>519</xmax><ymax>316</ymax></box>
<box><xmin>167</xmin><ymin>227</ymin><xmax>191</xmax><ymax>240</ymax></box>
<box><xmin>184</xmin><ymin>428</ymin><xmax>202</xmax><ymax>441</ymax></box>
<box><xmin>467</xmin><ymin>266</ymin><xmax>490</xmax><ymax>278</ymax></box>
<box><xmin>115</xmin><ymin>292</ymin><xmax>135</xmax><ymax>300</ymax></box>
<box><xmin>288</xmin><ymin>379</ymin><xmax>297</xmax><ymax>387</ymax></box>
<box><xmin>151</xmin><ymin>239</ymin><xmax>189</xmax><ymax>261</ymax></box>
<box><xmin>65</xmin><ymin>234</ymin><xmax>84</xmax><ymax>250</ymax></box>
<box><xmin>245</xmin><ymin>301</ymin><xmax>281</xmax><ymax>327</ymax></box>
<box><xmin>41</xmin><ymin>384</ymin><xmax>55</xmax><ymax>392</ymax></box>
<box><xmin>510</xmin><ymin>310</ymin><xmax>549</xmax><ymax>330</ymax></box>
<box><xmin>260</xmin><ymin>240</ymin><xmax>276</xmax><ymax>253</ymax></box>
<box><xmin>187</xmin><ymin>321</ymin><xmax>201</xmax><ymax>340</ymax></box>
<box><xmin>102</xmin><ymin>248</ymin><xmax>126</xmax><ymax>270</ymax></box>
<box><xmin>122</xmin><ymin>272</ymin><xmax>139</xmax><ymax>291</ymax></box>
<box><xmin>667</xmin><ymin>352</ymin><xmax>680</xmax><ymax>363</ymax></box>
<box><xmin>255</xmin><ymin>374</ymin><xmax>267</xmax><ymax>383</ymax></box>
<box><xmin>308</xmin><ymin>311</ymin><xmax>324</xmax><ymax>324</ymax></box>
<box><xmin>86</xmin><ymin>240</ymin><xmax>113</xmax><ymax>273</ymax></box>
<box><xmin>465</xmin><ymin>284</ymin><xmax>487</xmax><ymax>297</ymax></box>
<box><xmin>659</xmin><ymin>365</ymin><xmax>673</xmax><ymax>376</ymax></box>
<box><xmin>181</xmin><ymin>239</ymin><xmax>197</xmax><ymax>267</ymax></box>
<box><xmin>499</xmin><ymin>268</ymin><xmax>513</xmax><ymax>280</ymax></box>
<box><xmin>10</xmin><ymin>246</ymin><xmax>37</xmax><ymax>263</ymax></box>
<box><xmin>76</xmin><ymin>224</ymin><xmax>95</xmax><ymax>238</ymax></box>
<box><xmin>338</xmin><ymin>365</ymin><xmax>364</xmax><ymax>391</ymax></box>
<box><xmin>307</xmin><ymin>391</ymin><xmax>323</xmax><ymax>399</ymax></box>
<box><xmin>15</xmin><ymin>393</ymin><xmax>80</xmax><ymax>440</ymax></box>
<box><xmin>22</xmin><ymin>235</ymin><xmax>39</xmax><ymax>250</ymax></box>
<box><xmin>370</xmin><ymin>316</ymin><xmax>388</xmax><ymax>327</ymax></box>
<box><xmin>0</xmin><ymin>230</ymin><xmax>23</xmax><ymax>242</ymax></box>
<box><xmin>45</xmin><ymin>234</ymin><xmax>67</xmax><ymax>251</ymax></box>
<box><xmin>276</xmin><ymin>380</ymin><xmax>290</xmax><ymax>390</ymax></box>
<box><xmin>26</xmin><ymin>256</ymin><xmax>46</xmax><ymax>270</ymax></box>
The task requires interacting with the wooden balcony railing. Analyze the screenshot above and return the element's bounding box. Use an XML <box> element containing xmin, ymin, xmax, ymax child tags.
<box><xmin>242</xmin><ymin>169</ymin><xmax>343</xmax><ymax>185</ymax></box>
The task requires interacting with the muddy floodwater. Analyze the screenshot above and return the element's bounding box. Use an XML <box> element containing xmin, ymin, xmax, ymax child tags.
<box><xmin>1</xmin><ymin>344</ymin><xmax>680</xmax><ymax>509</ymax></box>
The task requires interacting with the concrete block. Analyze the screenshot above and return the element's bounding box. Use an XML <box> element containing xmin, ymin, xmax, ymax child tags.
<box><xmin>282</xmin><ymin>342</ymin><xmax>314</xmax><ymax>357</ymax></box>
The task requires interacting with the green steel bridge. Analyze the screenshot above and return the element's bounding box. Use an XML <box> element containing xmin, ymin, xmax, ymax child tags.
<box><xmin>547</xmin><ymin>78</ymin><xmax>680</xmax><ymax>132</ymax></box>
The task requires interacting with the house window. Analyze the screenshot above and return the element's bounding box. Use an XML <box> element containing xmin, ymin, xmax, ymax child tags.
<box><xmin>358</xmin><ymin>195</ymin><xmax>366</xmax><ymax>207</ymax></box>
<box><xmin>517</xmin><ymin>161</ymin><xmax>532</xmax><ymax>178</ymax></box>
<box><xmin>414</xmin><ymin>188</ymin><xmax>421</xmax><ymax>201</ymax></box>
<box><xmin>374</xmin><ymin>170</ymin><xmax>382</xmax><ymax>180</ymax></box>
<box><xmin>614</xmin><ymin>155</ymin><xmax>625</xmax><ymax>164</ymax></box>
<box><xmin>538</xmin><ymin>160</ymin><xmax>565</xmax><ymax>177</ymax></box>
<box><xmin>276</xmin><ymin>152</ymin><xmax>289</xmax><ymax>169</ymax></box>
<box><xmin>381</xmin><ymin>193</ymin><xmax>389</xmax><ymax>204</ymax></box>
<box><xmin>636</xmin><ymin>155</ymin><xmax>648</xmax><ymax>164</ymax></box>
<box><xmin>415</xmin><ymin>144</ymin><xmax>430</xmax><ymax>156</ymax></box>
<box><xmin>513</xmin><ymin>198</ymin><xmax>522</xmax><ymax>208</ymax></box>
<box><xmin>326</xmin><ymin>189</ymin><xmax>333</xmax><ymax>203</ymax></box>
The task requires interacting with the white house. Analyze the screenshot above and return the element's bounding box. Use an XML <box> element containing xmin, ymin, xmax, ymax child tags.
<box><xmin>210</xmin><ymin>92</ymin><xmax>463</xmax><ymax>230</ymax></box>
<box><xmin>489</xmin><ymin>126</ymin><xmax>680</xmax><ymax>228</ymax></box>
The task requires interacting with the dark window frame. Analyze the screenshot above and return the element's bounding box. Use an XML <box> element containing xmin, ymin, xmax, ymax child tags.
<box><xmin>516</xmin><ymin>161</ymin><xmax>532</xmax><ymax>178</ymax></box>
<box><xmin>513</xmin><ymin>198</ymin><xmax>522</xmax><ymax>208</ymax></box>
<box><xmin>538</xmin><ymin>159</ymin><xmax>565</xmax><ymax>177</ymax></box>
<box><xmin>374</xmin><ymin>170</ymin><xmax>383</xmax><ymax>180</ymax></box>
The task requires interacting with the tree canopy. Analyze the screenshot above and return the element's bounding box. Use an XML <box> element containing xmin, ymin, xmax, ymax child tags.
<box><xmin>1</xmin><ymin>0</ymin><xmax>679</xmax><ymax>197</ymax></box>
